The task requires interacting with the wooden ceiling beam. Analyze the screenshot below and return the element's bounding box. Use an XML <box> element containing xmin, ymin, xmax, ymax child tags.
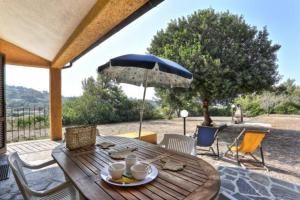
<box><xmin>0</xmin><ymin>39</ymin><xmax>50</xmax><ymax>68</ymax></box>
<box><xmin>51</xmin><ymin>0</ymin><xmax>150</xmax><ymax>69</ymax></box>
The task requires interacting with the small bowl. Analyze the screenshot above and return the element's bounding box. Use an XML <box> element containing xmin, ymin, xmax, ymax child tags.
<box><xmin>131</xmin><ymin>163</ymin><xmax>150</xmax><ymax>180</ymax></box>
<box><xmin>108</xmin><ymin>162</ymin><xmax>125</xmax><ymax>180</ymax></box>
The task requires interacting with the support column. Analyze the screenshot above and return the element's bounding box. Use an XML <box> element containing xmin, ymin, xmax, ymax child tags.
<box><xmin>49</xmin><ymin>68</ymin><xmax>62</xmax><ymax>140</ymax></box>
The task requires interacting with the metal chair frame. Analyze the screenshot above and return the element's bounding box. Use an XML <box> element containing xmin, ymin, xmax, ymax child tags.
<box><xmin>193</xmin><ymin>126</ymin><xmax>221</xmax><ymax>158</ymax></box>
<box><xmin>225</xmin><ymin>129</ymin><xmax>269</xmax><ymax>171</ymax></box>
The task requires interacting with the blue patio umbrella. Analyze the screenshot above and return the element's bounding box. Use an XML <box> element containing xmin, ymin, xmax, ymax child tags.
<box><xmin>98</xmin><ymin>54</ymin><xmax>193</xmax><ymax>139</ymax></box>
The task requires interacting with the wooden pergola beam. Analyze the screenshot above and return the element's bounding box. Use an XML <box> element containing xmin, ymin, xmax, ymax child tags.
<box><xmin>0</xmin><ymin>39</ymin><xmax>50</xmax><ymax>68</ymax></box>
<box><xmin>51</xmin><ymin>0</ymin><xmax>149</xmax><ymax>69</ymax></box>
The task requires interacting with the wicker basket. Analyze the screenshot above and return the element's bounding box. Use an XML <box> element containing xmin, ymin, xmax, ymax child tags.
<box><xmin>65</xmin><ymin>125</ymin><xmax>97</xmax><ymax>150</ymax></box>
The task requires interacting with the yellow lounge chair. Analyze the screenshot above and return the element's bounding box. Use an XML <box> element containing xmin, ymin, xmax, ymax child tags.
<box><xmin>226</xmin><ymin>129</ymin><xmax>269</xmax><ymax>170</ymax></box>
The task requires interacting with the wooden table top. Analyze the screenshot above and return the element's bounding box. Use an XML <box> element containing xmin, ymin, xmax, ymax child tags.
<box><xmin>52</xmin><ymin>136</ymin><xmax>220</xmax><ymax>200</ymax></box>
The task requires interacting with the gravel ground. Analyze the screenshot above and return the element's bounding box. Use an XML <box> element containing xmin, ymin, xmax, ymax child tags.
<box><xmin>98</xmin><ymin>115</ymin><xmax>300</xmax><ymax>184</ymax></box>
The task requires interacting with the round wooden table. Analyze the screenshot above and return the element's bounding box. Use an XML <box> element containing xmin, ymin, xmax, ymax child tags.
<box><xmin>52</xmin><ymin>136</ymin><xmax>220</xmax><ymax>200</ymax></box>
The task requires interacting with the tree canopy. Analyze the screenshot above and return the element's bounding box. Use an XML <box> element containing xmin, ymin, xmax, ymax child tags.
<box><xmin>62</xmin><ymin>75</ymin><xmax>162</xmax><ymax>125</ymax></box>
<box><xmin>148</xmin><ymin>9</ymin><xmax>281</xmax><ymax>103</ymax></box>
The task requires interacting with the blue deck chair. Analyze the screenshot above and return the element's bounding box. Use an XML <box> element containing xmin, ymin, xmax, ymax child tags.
<box><xmin>194</xmin><ymin>125</ymin><xmax>221</xmax><ymax>157</ymax></box>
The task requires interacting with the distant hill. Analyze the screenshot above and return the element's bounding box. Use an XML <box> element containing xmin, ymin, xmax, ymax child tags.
<box><xmin>6</xmin><ymin>85</ymin><xmax>70</xmax><ymax>108</ymax></box>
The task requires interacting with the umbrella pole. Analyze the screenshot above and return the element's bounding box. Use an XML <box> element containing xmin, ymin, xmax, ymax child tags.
<box><xmin>138</xmin><ymin>73</ymin><xmax>148</xmax><ymax>139</ymax></box>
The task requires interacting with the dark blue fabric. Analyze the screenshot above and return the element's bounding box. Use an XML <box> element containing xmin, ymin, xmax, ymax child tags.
<box><xmin>196</xmin><ymin>126</ymin><xmax>218</xmax><ymax>147</ymax></box>
<box><xmin>98</xmin><ymin>54</ymin><xmax>193</xmax><ymax>79</ymax></box>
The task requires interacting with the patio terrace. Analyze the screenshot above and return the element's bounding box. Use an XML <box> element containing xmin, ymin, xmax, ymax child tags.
<box><xmin>1</xmin><ymin>116</ymin><xmax>300</xmax><ymax>199</ymax></box>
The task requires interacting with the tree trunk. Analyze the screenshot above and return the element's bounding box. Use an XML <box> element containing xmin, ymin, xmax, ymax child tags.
<box><xmin>202</xmin><ymin>98</ymin><xmax>213</xmax><ymax>126</ymax></box>
<box><xmin>168</xmin><ymin>108</ymin><xmax>174</xmax><ymax>120</ymax></box>
<box><xmin>176</xmin><ymin>109</ymin><xmax>180</xmax><ymax>118</ymax></box>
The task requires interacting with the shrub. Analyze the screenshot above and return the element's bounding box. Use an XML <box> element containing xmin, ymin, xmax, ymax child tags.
<box><xmin>235</xmin><ymin>95</ymin><xmax>264</xmax><ymax>117</ymax></box>
<box><xmin>273</xmin><ymin>102</ymin><xmax>300</xmax><ymax>114</ymax></box>
<box><xmin>209</xmin><ymin>106</ymin><xmax>231</xmax><ymax>116</ymax></box>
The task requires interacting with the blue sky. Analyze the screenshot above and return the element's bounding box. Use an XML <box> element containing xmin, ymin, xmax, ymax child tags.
<box><xmin>6</xmin><ymin>0</ymin><xmax>300</xmax><ymax>99</ymax></box>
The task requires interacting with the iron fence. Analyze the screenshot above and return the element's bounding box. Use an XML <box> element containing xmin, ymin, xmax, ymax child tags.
<box><xmin>6</xmin><ymin>106</ymin><xmax>49</xmax><ymax>142</ymax></box>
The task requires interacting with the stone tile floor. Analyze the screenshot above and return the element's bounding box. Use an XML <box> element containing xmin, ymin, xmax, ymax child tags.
<box><xmin>218</xmin><ymin>166</ymin><xmax>300</xmax><ymax>200</ymax></box>
<box><xmin>1</xmin><ymin>139</ymin><xmax>300</xmax><ymax>200</ymax></box>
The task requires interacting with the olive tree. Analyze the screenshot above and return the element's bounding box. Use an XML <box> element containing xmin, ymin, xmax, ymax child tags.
<box><xmin>148</xmin><ymin>9</ymin><xmax>280</xmax><ymax>125</ymax></box>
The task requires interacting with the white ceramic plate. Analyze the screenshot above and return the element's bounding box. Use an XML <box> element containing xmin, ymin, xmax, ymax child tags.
<box><xmin>100</xmin><ymin>164</ymin><xmax>158</xmax><ymax>187</ymax></box>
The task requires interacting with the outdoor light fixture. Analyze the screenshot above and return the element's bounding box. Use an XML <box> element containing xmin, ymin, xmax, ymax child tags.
<box><xmin>180</xmin><ymin>110</ymin><xmax>189</xmax><ymax>135</ymax></box>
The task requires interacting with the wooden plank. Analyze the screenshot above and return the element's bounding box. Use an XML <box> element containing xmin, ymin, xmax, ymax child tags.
<box><xmin>83</xmin><ymin>154</ymin><xmax>106</xmax><ymax>169</ymax></box>
<box><xmin>8</xmin><ymin>145</ymin><xmax>25</xmax><ymax>154</ymax></box>
<box><xmin>134</xmin><ymin>186</ymin><xmax>162</xmax><ymax>199</ymax></box>
<box><xmin>20</xmin><ymin>143</ymin><xmax>41</xmax><ymax>152</ymax></box>
<box><xmin>144</xmin><ymin>184</ymin><xmax>177</xmax><ymax>200</ymax></box>
<box><xmin>13</xmin><ymin>144</ymin><xmax>31</xmax><ymax>153</ymax></box>
<box><xmin>124</xmin><ymin>188</ymin><xmax>152</xmax><ymax>200</ymax></box>
<box><xmin>136</xmin><ymin>144</ymin><xmax>166</xmax><ymax>155</ymax></box>
<box><xmin>25</xmin><ymin>142</ymin><xmax>45</xmax><ymax>151</ymax></box>
<box><xmin>94</xmin><ymin>150</ymin><xmax>115</xmax><ymax>164</ymax></box>
<box><xmin>36</xmin><ymin>141</ymin><xmax>57</xmax><ymax>149</ymax></box>
<box><xmin>102</xmin><ymin>136</ymin><xmax>137</xmax><ymax>146</ymax></box>
<box><xmin>52</xmin><ymin>152</ymin><xmax>87</xmax><ymax>181</ymax></box>
<box><xmin>75</xmin><ymin>177</ymin><xmax>113</xmax><ymax>200</ymax></box>
<box><xmin>169</xmin><ymin>155</ymin><xmax>211</xmax><ymax>177</ymax></box>
<box><xmin>155</xmin><ymin>177</ymin><xmax>190</xmax><ymax>197</ymax></box>
<box><xmin>110</xmin><ymin>187</ymin><xmax>139</xmax><ymax>200</ymax></box>
<box><xmin>153</xmin><ymin>161</ymin><xmax>205</xmax><ymax>186</ymax></box>
<box><xmin>156</xmin><ymin>169</ymin><xmax>198</xmax><ymax>192</ymax></box>
<box><xmin>76</xmin><ymin>156</ymin><xmax>99</xmax><ymax>175</ymax></box>
<box><xmin>153</xmin><ymin>159</ymin><xmax>208</xmax><ymax>181</ymax></box>
<box><xmin>95</xmin><ymin>180</ymin><xmax>127</xmax><ymax>200</ymax></box>
<box><xmin>185</xmin><ymin>160</ymin><xmax>220</xmax><ymax>200</ymax></box>
<box><xmin>61</xmin><ymin>149</ymin><xmax>94</xmax><ymax>176</ymax></box>
<box><xmin>150</xmin><ymin>181</ymin><xmax>186</xmax><ymax>200</ymax></box>
<box><xmin>52</xmin><ymin>136</ymin><xmax>220</xmax><ymax>200</ymax></box>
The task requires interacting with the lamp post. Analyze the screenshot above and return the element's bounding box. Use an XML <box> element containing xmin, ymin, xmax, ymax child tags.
<box><xmin>180</xmin><ymin>110</ymin><xmax>189</xmax><ymax>136</ymax></box>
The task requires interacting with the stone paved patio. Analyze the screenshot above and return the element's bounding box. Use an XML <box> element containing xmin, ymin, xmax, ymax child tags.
<box><xmin>218</xmin><ymin>166</ymin><xmax>300</xmax><ymax>200</ymax></box>
<box><xmin>1</xmin><ymin>137</ymin><xmax>300</xmax><ymax>200</ymax></box>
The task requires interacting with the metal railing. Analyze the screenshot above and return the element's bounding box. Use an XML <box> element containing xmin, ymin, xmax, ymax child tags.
<box><xmin>6</xmin><ymin>106</ymin><xmax>49</xmax><ymax>142</ymax></box>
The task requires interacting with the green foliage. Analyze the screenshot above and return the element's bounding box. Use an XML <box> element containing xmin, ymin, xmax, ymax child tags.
<box><xmin>7</xmin><ymin>116</ymin><xmax>49</xmax><ymax>130</ymax></box>
<box><xmin>148</xmin><ymin>9</ymin><xmax>280</xmax><ymax>117</ymax></box>
<box><xmin>62</xmin><ymin>75</ymin><xmax>163</xmax><ymax>125</ymax></box>
<box><xmin>209</xmin><ymin>106</ymin><xmax>231</xmax><ymax>116</ymax></box>
<box><xmin>278</xmin><ymin>79</ymin><xmax>300</xmax><ymax>96</ymax></box>
<box><xmin>155</xmin><ymin>88</ymin><xmax>195</xmax><ymax>119</ymax></box>
<box><xmin>273</xmin><ymin>102</ymin><xmax>300</xmax><ymax>114</ymax></box>
<box><xmin>235</xmin><ymin>95</ymin><xmax>264</xmax><ymax>117</ymax></box>
<box><xmin>234</xmin><ymin>79</ymin><xmax>300</xmax><ymax>116</ymax></box>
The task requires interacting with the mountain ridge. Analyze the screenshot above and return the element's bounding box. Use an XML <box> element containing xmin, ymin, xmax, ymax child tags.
<box><xmin>6</xmin><ymin>85</ymin><xmax>70</xmax><ymax>108</ymax></box>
